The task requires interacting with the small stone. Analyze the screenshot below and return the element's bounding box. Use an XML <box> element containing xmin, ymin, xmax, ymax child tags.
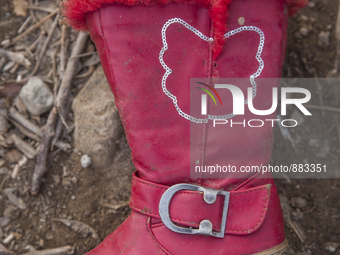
<box><xmin>19</xmin><ymin>77</ymin><xmax>54</xmax><ymax>115</ymax></box>
<box><xmin>3</xmin><ymin>205</ymin><xmax>20</xmax><ymax>219</ymax></box>
<box><xmin>4</xmin><ymin>188</ymin><xmax>26</xmax><ymax>210</ymax></box>
<box><xmin>294</xmin><ymin>32</ymin><xmax>302</xmax><ymax>39</ymax></box>
<box><xmin>1</xmin><ymin>39</ymin><xmax>11</xmax><ymax>46</ymax></box>
<box><xmin>46</xmin><ymin>233</ymin><xmax>53</xmax><ymax>240</ymax></box>
<box><xmin>52</xmin><ymin>175</ymin><xmax>61</xmax><ymax>185</ymax></box>
<box><xmin>308</xmin><ymin>1</ymin><xmax>315</xmax><ymax>8</ymax></box>
<box><xmin>291</xmin><ymin>197</ymin><xmax>308</xmax><ymax>208</ymax></box>
<box><xmin>4</xmin><ymin>149</ymin><xmax>22</xmax><ymax>163</ymax></box>
<box><xmin>0</xmin><ymin>217</ymin><xmax>10</xmax><ymax>227</ymax></box>
<box><xmin>309</xmin><ymin>139</ymin><xmax>319</xmax><ymax>147</ymax></box>
<box><xmin>0</xmin><ymin>167</ymin><xmax>8</xmax><ymax>175</ymax></box>
<box><xmin>81</xmin><ymin>154</ymin><xmax>92</xmax><ymax>168</ymax></box>
<box><xmin>238</xmin><ymin>17</ymin><xmax>245</xmax><ymax>26</ymax></box>
<box><xmin>62</xmin><ymin>177</ymin><xmax>72</xmax><ymax>187</ymax></box>
<box><xmin>71</xmin><ymin>176</ymin><xmax>78</xmax><ymax>184</ymax></box>
<box><xmin>300</xmin><ymin>15</ymin><xmax>309</xmax><ymax>22</ymax></box>
<box><xmin>299</xmin><ymin>27</ymin><xmax>308</xmax><ymax>36</ymax></box>
<box><xmin>318</xmin><ymin>31</ymin><xmax>330</xmax><ymax>48</ymax></box>
<box><xmin>325</xmin><ymin>242</ymin><xmax>340</xmax><ymax>253</ymax></box>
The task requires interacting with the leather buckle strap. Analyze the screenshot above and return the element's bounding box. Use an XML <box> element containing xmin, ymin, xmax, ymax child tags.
<box><xmin>159</xmin><ymin>184</ymin><xmax>230</xmax><ymax>238</ymax></box>
<box><xmin>129</xmin><ymin>172</ymin><xmax>272</xmax><ymax>236</ymax></box>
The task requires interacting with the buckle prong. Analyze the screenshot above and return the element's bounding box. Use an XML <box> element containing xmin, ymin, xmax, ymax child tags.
<box><xmin>159</xmin><ymin>184</ymin><xmax>230</xmax><ymax>238</ymax></box>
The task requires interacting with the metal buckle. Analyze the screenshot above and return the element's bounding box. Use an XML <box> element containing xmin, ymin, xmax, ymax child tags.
<box><xmin>159</xmin><ymin>184</ymin><xmax>230</xmax><ymax>238</ymax></box>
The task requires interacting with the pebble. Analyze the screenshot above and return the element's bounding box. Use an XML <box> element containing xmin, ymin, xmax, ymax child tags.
<box><xmin>308</xmin><ymin>1</ymin><xmax>315</xmax><ymax>8</ymax></box>
<box><xmin>80</xmin><ymin>154</ymin><xmax>92</xmax><ymax>168</ymax></box>
<box><xmin>294</xmin><ymin>31</ymin><xmax>302</xmax><ymax>39</ymax></box>
<box><xmin>4</xmin><ymin>149</ymin><xmax>22</xmax><ymax>163</ymax></box>
<box><xmin>300</xmin><ymin>15</ymin><xmax>309</xmax><ymax>22</ymax></box>
<box><xmin>318</xmin><ymin>31</ymin><xmax>330</xmax><ymax>48</ymax></box>
<box><xmin>325</xmin><ymin>242</ymin><xmax>340</xmax><ymax>253</ymax></box>
<box><xmin>19</xmin><ymin>76</ymin><xmax>54</xmax><ymax>115</ymax></box>
<box><xmin>291</xmin><ymin>197</ymin><xmax>308</xmax><ymax>208</ymax></box>
<box><xmin>299</xmin><ymin>27</ymin><xmax>308</xmax><ymax>36</ymax></box>
<box><xmin>52</xmin><ymin>175</ymin><xmax>61</xmax><ymax>185</ymax></box>
<box><xmin>0</xmin><ymin>167</ymin><xmax>9</xmax><ymax>175</ymax></box>
<box><xmin>0</xmin><ymin>217</ymin><xmax>10</xmax><ymax>227</ymax></box>
<box><xmin>309</xmin><ymin>138</ymin><xmax>319</xmax><ymax>147</ymax></box>
<box><xmin>0</xmin><ymin>39</ymin><xmax>10</xmax><ymax>46</ymax></box>
<box><xmin>4</xmin><ymin>188</ymin><xmax>26</xmax><ymax>210</ymax></box>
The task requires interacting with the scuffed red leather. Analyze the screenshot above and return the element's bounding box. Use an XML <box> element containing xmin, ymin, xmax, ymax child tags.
<box><xmin>84</xmin><ymin>0</ymin><xmax>288</xmax><ymax>254</ymax></box>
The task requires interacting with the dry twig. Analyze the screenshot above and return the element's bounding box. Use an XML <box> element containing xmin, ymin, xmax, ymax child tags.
<box><xmin>10</xmin><ymin>133</ymin><xmax>37</xmax><ymax>159</ymax></box>
<box><xmin>26</xmin><ymin>31</ymin><xmax>45</xmax><ymax>55</ymax></box>
<box><xmin>23</xmin><ymin>245</ymin><xmax>74</xmax><ymax>255</ymax></box>
<box><xmin>53</xmin><ymin>218</ymin><xmax>99</xmax><ymax>241</ymax></box>
<box><xmin>12</xmin><ymin>8</ymin><xmax>59</xmax><ymax>44</ymax></box>
<box><xmin>30</xmin><ymin>14</ymin><xmax>60</xmax><ymax>77</ymax></box>
<box><xmin>75</xmin><ymin>65</ymin><xmax>95</xmax><ymax>79</ymax></box>
<box><xmin>9</xmin><ymin>107</ymin><xmax>42</xmax><ymax>135</ymax></box>
<box><xmin>0</xmin><ymin>243</ymin><xmax>15</xmax><ymax>255</ymax></box>
<box><xmin>59</xmin><ymin>24</ymin><xmax>67</xmax><ymax>80</ymax></box>
<box><xmin>30</xmin><ymin>107</ymin><xmax>58</xmax><ymax>195</ymax></box>
<box><xmin>53</xmin><ymin>32</ymin><xmax>88</xmax><ymax>146</ymax></box>
<box><xmin>27</xmin><ymin>5</ymin><xmax>54</xmax><ymax>13</ymax></box>
<box><xmin>8</xmin><ymin>108</ymin><xmax>71</xmax><ymax>150</ymax></box>
<box><xmin>0</xmin><ymin>49</ymin><xmax>31</xmax><ymax>67</ymax></box>
<box><xmin>9</xmin><ymin>119</ymin><xmax>41</xmax><ymax>142</ymax></box>
<box><xmin>18</xmin><ymin>16</ymin><xmax>32</xmax><ymax>34</ymax></box>
<box><xmin>70</xmin><ymin>51</ymin><xmax>97</xmax><ymax>59</ymax></box>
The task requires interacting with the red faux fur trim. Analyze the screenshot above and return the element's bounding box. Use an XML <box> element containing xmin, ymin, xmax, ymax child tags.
<box><xmin>210</xmin><ymin>0</ymin><xmax>233</xmax><ymax>59</ymax></box>
<box><xmin>63</xmin><ymin>0</ymin><xmax>308</xmax><ymax>59</ymax></box>
<box><xmin>286</xmin><ymin>0</ymin><xmax>309</xmax><ymax>15</ymax></box>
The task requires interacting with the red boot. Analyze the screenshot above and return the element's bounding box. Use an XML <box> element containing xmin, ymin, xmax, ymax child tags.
<box><xmin>64</xmin><ymin>0</ymin><xmax>307</xmax><ymax>254</ymax></box>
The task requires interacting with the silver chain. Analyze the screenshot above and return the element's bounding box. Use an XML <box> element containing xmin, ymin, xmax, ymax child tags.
<box><xmin>159</xmin><ymin>18</ymin><xmax>265</xmax><ymax>123</ymax></box>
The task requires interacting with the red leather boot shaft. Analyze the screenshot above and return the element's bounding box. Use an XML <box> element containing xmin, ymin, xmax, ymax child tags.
<box><xmin>87</xmin><ymin>0</ymin><xmax>287</xmax><ymax>189</ymax></box>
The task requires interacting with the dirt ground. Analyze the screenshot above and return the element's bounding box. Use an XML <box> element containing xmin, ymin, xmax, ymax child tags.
<box><xmin>0</xmin><ymin>0</ymin><xmax>339</xmax><ymax>254</ymax></box>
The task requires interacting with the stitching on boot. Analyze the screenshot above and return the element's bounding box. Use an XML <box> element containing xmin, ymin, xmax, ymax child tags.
<box><xmin>98</xmin><ymin>8</ymin><xmax>133</xmax><ymax>162</ymax></box>
<box><xmin>226</xmin><ymin>186</ymin><xmax>271</xmax><ymax>233</ymax></box>
<box><xmin>146</xmin><ymin>217</ymin><xmax>172</xmax><ymax>255</ymax></box>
